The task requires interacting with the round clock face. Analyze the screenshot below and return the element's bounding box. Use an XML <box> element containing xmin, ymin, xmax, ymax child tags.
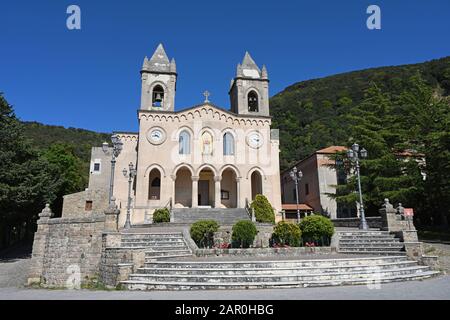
<box><xmin>247</xmin><ymin>132</ymin><xmax>263</xmax><ymax>148</ymax></box>
<box><xmin>147</xmin><ymin>127</ymin><xmax>166</xmax><ymax>145</ymax></box>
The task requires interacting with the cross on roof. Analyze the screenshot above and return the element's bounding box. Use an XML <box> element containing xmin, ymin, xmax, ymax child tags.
<box><xmin>203</xmin><ymin>90</ymin><xmax>210</xmax><ymax>103</ymax></box>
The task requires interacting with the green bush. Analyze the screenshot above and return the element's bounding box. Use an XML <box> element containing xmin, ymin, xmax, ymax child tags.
<box><xmin>152</xmin><ymin>208</ymin><xmax>170</xmax><ymax>223</ymax></box>
<box><xmin>271</xmin><ymin>221</ymin><xmax>301</xmax><ymax>247</ymax></box>
<box><xmin>190</xmin><ymin>220</ymin><xmax>220</xmax><ymax>248</ymax></box>
<box><xmin>231</xmin><ymin>220</ymin><xmax>258</xmax><ymax>248</ymax></box>
<box><xmin>251</xmin><ymin>194</ymin><xmax>275</xmax><ymax>223</ymax></box>
<box><xmin>298</xmin><ymin>214</ymin><xmax>335</xmax><ymax>245</ymax></box>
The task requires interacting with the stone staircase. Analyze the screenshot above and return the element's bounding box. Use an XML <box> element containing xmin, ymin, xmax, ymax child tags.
<box><xmin>337</xmin><ymin>231</ymin><xmax>406</xmax><ymax>255</ymax></box>
<box><xmin>121</xmin><ymin>232</ymin><xmax>193</xmax><ymax>260</ymax></box>
<box><xmin>120</xmin><ymin>255</ymin><xmax>438</xmax><ymax>290</ymax></box>
<box><xmin>172</xmin><ymin>208</ymin><xmax>249</xmax><ymax>225</ymax></box>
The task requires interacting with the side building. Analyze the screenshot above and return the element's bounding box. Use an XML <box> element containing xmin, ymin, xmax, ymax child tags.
<box><xmin>281</xmin><ymin>146</ymin><xmax>357</xmax><ymax>220</ymax></box>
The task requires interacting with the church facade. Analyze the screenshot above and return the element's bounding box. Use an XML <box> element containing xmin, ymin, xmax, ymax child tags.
<box><xmin>89</xmin><ymin>44</ymin><xmax>282</xmax><ymax>226</ymax></box>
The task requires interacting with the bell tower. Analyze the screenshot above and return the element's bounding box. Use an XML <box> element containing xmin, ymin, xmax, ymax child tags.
<box><xmin>229</xmin><ymin>52</ymin><xmax>269</xmax><ymax>116</ymax></box>
<box><xmin>140</xmin><ymin>43</ymin><xmax>177</xmax><ymax>111</ymax></box>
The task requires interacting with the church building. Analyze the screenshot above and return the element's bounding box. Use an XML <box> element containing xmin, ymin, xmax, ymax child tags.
<box><xmin>89</xmin><ymin>44</ymin><xmax>282</xmax><ymax>226</ymax></box>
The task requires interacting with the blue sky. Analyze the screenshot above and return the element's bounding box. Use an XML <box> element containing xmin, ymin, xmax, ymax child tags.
<box><xmin>1</xmin><ymin>0</ymin><xmax>449</xmax><ymax>133</ymax></box>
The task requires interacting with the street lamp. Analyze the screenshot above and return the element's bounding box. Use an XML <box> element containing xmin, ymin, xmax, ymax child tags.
<box><xmin>122</xmin><ymin>162</ymin><xmax>137</xmax><ymax>229</ymax></box>
<box><xmin>102</xmin><ymin>134</ymin><xmax>123</xmax><ymax>206</ymax></box>
<box><xmin>347</xmin><ymin>143</ymin><xmax>368</xmax><ymax>230</ymax></box>
<box><xmin>289</xmin><ymin>166</ymin><xmax>303</xmax><ymax>223</ymax></box>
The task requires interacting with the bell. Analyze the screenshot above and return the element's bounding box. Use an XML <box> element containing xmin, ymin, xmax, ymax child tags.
<box><xmin>155</xmin><ymin>93</ymin><xmax>163</xmax><ymax>102</ymax></box>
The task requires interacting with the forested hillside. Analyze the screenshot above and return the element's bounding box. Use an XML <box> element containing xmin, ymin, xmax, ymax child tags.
<box><xmin>22</xmin><ymin>121</ymin><xmax>111</xmax><ymax>176</ymax></box>
<box><xmin>271</xmin><ymin>56</ymin><xmax>450</xmax><ymax>169</ymax></box>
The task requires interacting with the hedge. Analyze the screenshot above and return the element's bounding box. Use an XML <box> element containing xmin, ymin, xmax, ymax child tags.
<box><xmin>190</xmin><ymin>220</ymin><xmax>220</xmax><ymax>248</ymax></box>
<box><xmin>231</xmin><ymin>220</ymin><xmax>258</xmax><ymax>248</ymax></box>
<box><xmin>152</xmin><ymin>208</ymin><xmax>170</xmax><ymax>223</ymax></box>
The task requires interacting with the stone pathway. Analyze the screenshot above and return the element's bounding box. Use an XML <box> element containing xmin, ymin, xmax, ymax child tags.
<box><xmin>423</xmin><ymin>242</ymin><xmax>450</xmax><ymax>273</ymax></box>
<box><xmin>0</xmin><ymin>258</ymin><xmax>30</xmax><ymax>288</ymax></box>
<box><xmin>1</xmin><ymin>275</ymin><xmax>449</xmax><ymax>300</ymax></box>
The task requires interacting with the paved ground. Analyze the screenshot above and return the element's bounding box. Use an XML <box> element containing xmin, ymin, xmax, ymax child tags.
<box><xmin>0</xmin><ymin>275</ymin><xmax>449</xmax><ymax>300</ymax></box>
<box><xmin>1</xmin><ymin>241</ymin><xmax>449</xmax><ymax>300</ymax></box>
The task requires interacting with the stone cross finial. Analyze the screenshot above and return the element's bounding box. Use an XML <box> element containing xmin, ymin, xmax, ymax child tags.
<box><xmin>203</xmin><ymin>90</ymin><xmax>210</xmax><ymax>103</ymax></box>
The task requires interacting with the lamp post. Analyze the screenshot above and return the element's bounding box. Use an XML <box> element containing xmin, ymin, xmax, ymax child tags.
<box><xmin>347</xmin><ymin>143</ymin><xmax>368</xmax><ymax>230</ymax></box>
<box><xmin>289</xmin><ymin>167</ymin><xmax>303</xmax><ymax>223</ymax></box>
<box><xmin>102</xmin><ymin>134</ymin><xmax>123</xmax><ymax>206</ymax></box>
<box><xmin>122</xmin><ymin>162</ymin><xmax>137</xmax><ymax>229</ymax></box>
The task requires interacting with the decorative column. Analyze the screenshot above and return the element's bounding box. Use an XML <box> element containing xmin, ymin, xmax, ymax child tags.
<box><xmin>171</xmin><ymin>174</ymin><xmax>176</xmax><ymax>205</ymax></box>
<box><xmin>235</xmin><ymin>177</ymin><xmax>241</xmax><ymax>208</ymax></box>
<box><xmin>192</xmin><ymin>176</ymin><xmax>199</xmax><ymax>208</ymax></box>
<box><xmin>214</xmin><ymin>176</ymin><xmax>222</xmax><ymax>208</ymax></box>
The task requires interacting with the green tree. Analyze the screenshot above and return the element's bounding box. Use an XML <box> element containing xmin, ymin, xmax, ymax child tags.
<box><xmin>41</xmin><ymin>143</ymin><xmax>87</xmax><ymax>216</ymax></box>
<box><xmin>0</xmin><ymin>94</ymin><xmax>53</xmax><ymax>247</ymax></box>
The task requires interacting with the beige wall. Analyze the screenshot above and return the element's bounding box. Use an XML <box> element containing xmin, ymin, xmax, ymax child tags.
<box><xmin>281</xmin><ymin>153</ymin><xmax>339</xmax><ymax>219</ymax></box>
<box><xmin>110</xmin><ymin>103</ymin><xmax>282</xmax><ymax>225</ymax></box>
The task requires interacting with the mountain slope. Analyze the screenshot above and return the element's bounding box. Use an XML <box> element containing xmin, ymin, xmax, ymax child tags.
<box><xmin>270</xmin><ymin>56</ymin><xmax>450</xmax><ymax>170</ymax></box>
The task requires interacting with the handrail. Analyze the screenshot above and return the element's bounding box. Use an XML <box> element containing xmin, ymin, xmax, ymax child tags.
<box><xmin>245</xmin><ymin>198</ymin><xmax>256</xmax><ymax>222</ymax></box>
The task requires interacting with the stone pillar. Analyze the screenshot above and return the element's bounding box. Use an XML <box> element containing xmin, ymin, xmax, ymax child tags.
<box><xmin>104</xmin><ymin>197</ymin><xmax>120</xmax><ymax>232</ymax></box>
<box><xmin>192</xmin><ymin>175</ymin><xmax>199</xmax><ymax>208</ymax></box>
<box><xmin>28</xmin><ymin>204</ymin><xmax>53</xmax><ymax>285</ymax></box>
<box><xmin>214</xmin><ymin>176</ymin><xmax>222</xmax><ymax>208</ymax></box>
<box><xmin>171</xmin><ymin>174</ymin><xmax>176</xmax><ymax>205</ymax></box>
<box><xmin>235</xmin><ymin>177</ymin><xmax>241</xmax><ymax>208</ymax></box>
<box><xmin>379</xmin><ymin>198</ymin><xmax>397</xmax><ymax>231</ymax></box>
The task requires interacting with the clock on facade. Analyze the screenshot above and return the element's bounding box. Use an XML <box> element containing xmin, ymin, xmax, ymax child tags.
<box><xmin>147</xmin><ymin>127</ymin><xmax>166</xmax><ymax>145</ymax></box>
<box><xmin>247</xmin><ymin>131</ymin><xmax>263</xmax><ymax>149</ymax></box>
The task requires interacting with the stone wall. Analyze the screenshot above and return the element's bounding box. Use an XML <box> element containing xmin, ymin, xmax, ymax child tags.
<box><xmin>62</xmin><ymin>188</ymin><xmax>109</xmax><ymax>218</ymax></box>
<box><xmin>214</xmin><ymin>224</ymin><xmax>274</xmax><ymax>248</ymax></box>
<box><xmin>195</xmin><ymin>247</ymin><xmax>333</xmax><ymax>257</ymax></box>
<box><xmin>332</xmin><ymin>217</ymin><xmax>383</xmax><ymax>229</ymax></box>
<box><xmin>28</xmin><ymin>205</ymin><xmax>106</xmax><ymax>287</ymax></box>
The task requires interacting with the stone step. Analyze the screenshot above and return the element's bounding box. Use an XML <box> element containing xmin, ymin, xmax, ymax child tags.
<box><xmin>172</xmin><ymin>208</ymin><xmax>250</xmax><ymax>224</ymax></box>
<box><xmin>339</xmin><ymin>239</ymin><xmax>400</xmax><ymax>244</ymax></box>
<box><xmin>339</xmin><ymin>243</ymin><xmax>404</xmax><ymax>248</ymax></box>
<box><xmin>143</xmin><ymin>256</ymin><xmax>409</xmax><ymax>269</ymax></box>
<box><xmin>144</xmin><ymin>253</ymin><xmax>193</xmax><ymax>261</ymax></box>
<box><xmin>145</xmin><ymin>249</ymin><xmax>192</xmax><ymax>257</ymax></box>
<box><xmin>137</xmin><ymin>261</ymin><xmax>418</xmax><ymax>275</ymax></box>
<box><xmin>121</xmin><ymin>271</ymin><xmax>439</xmax><ymax>290</ymax></box>
<box><xmin>127</xmin><ymin>265</ymin><xmax>431</xmax><ymax>283</ymax></box>
<box><xmin>337</xmin><ymin>231</ymin><xmax>391</xmax><ymax>235</ymax></box>
<box><xmin>121</xmin><ymin>233</ymin><xmax>184</xmax><ymax>238</ymax></box>
<box><xmin>338</xmin><ymin>250</ymin><xmax>407</xmax><ymax>255</ymax></box>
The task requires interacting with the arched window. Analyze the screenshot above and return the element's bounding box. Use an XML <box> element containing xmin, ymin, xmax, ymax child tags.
<box><xmin>179</xmin><ymin>130</ymin><xmax>191</xmax><ymax>155</ymax></box>
<box><xmin>148</xmin><ymin>169</ymin><xmax>161</xmax><ymax>200</ymax></box>
<box><xmin>223</xmin><ymin>132</ymin><xmax>235</xmax><ymax>155</ymax></box>
<box><xmin>152</xmin><ymin>85</ymin><xmax>165</xmax><ymax>108</ymax></box>
<box><xmin>248</xmin><ymin>91</ymin><xmax>259</xmax><ymax>112</ymax></box>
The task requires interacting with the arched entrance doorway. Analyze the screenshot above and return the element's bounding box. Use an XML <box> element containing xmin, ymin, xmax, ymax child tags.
<box><xmin>198</xmin><ymin>168</ymin><xmax>214</xmax><ymax>207</ymax></box>
<box><xmin>174</xmin><ymin>167</ymin><xmax>192</xmax><ymax>207</ymax></box>
<box><xmin>251</xmin><ymin>171</ymin><xmax>262</xmax><ymax>200</ymax></box>
<box><xmin>221</xmin><ymin>168</ymin><xmax>238</xmax><ymax>208</ymax></box>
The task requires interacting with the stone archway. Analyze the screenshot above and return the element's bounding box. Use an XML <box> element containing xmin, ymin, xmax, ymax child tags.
<box><xmin>251</xmin><ymin>170</ymin><xmax>263</xmax><ymax>200</ymax></box>
<box><xmin>198</xmin><ymin>168</ymin><xmax>215</xmax><ymax>207</ymax></box>
<box><xmin>174</xmin><ymin>167</ymin><xmax>192</xmax><ymax>208</ymax></box>
<box><xmin>221</xmin><ymin>168</ymin><xmax>238</xmax><ymax>208</ymax></box>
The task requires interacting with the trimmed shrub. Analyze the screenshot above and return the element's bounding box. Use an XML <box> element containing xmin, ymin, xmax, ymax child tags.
<box><xmin>190</xmin><ymin>220</ymin><xmax>220</xmax><ymax>248</ymax></box>
<box><xmin>152</xmin><ymin>208</ymin><xmax>170</xmax><ymax>223</ymax></box>
<box><xmin>251</xmin><ymin>194</ymin><xmax>275</xmax><ymax>223</ymax></box>
<box><xmin>271</xmin><ymin>221</ymin><xmax>301</xmax><ymax>247</ymax></box>
<box><xmin>298</xmin><ymin>214</ymin><xmax>335</xmax><ymax>245</ymax></box>
<box><xmin>231</xmin><ymin>220</ymin><xmax>258</xmax><ymax>248</ymax></box>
